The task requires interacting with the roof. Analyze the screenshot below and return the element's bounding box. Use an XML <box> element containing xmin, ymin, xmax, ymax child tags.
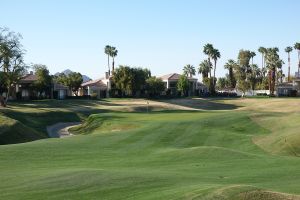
<box><xmin>81</xmin><ymin>79</ymin><xmax>107</xmax><ymax>88</ymax></box>
<box><xmin>53</xmin><ymin>82</ymin><xmax>69</xmax><ymax>90</ymax></box>
<box><xmin>159</xmin><ymin>73</ymin><xmax>197</xmax><ymax>81</ymax></box>
<box><xmin>19</xmin><ymin>74</ymin><xmax>37</xmax><ymax>83</ymax></box>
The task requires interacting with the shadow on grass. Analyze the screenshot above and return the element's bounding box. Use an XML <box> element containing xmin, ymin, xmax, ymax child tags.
<box><xmin>7</xmin><ymin>99</ymin><xmax>123</xmax><ymax>109</ymax></box>
<box><xmin>158</xmin><ymin>98</ymin><xmax>241</xmax><ymax>111</ymax></box>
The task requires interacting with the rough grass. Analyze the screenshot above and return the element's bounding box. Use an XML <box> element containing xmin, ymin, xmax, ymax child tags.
<box><xmin>1</xmin><ymin>98</ymin><xmax>300</xmax><ymax>199</ymax></box>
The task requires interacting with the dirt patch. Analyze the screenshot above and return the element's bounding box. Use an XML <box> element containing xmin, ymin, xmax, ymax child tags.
<box><xmin>47</xmin><ymin>122</ymin><xmax>81</xmax><ymax>138</ymax></box>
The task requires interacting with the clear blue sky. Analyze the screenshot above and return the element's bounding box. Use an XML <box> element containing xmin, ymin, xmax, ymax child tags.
<box><xmin>1</xmin><ymin>0</ymin><xmax>300</xmax><ymax>79</ymax></box>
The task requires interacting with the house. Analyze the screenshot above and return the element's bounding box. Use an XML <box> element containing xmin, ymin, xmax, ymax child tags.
<box><xmin>52</xmin><ymin>83</ymin><xmax>69</xmax><ymax>99</ymax></box>
<box><xmin>16</xmin><ymin>71</ymin><xmax>70</xmax><ymax>100</ymax></box>
<box><xmin>276</xmin><ymin>72</ymin><xmax>300</xmax><ymax>97</ymax></box>
<box><xmin>16</xmin><ymin>72</ymin><xmax>39</xmax><ymax>99</ymax></box>
<box><xmin>79</xmin><ymin>75</ymin><xmax>110</xmax><ymax>99</ymax></box>
<box><xmin>294</xmin><ymin>72</ymin><xmax>300</xmax><ymax>95</ymax></box>
<box><xmin>159</xmin><ymin>73</ymin><xmax>198</xmax><ymax>96</ymax></box>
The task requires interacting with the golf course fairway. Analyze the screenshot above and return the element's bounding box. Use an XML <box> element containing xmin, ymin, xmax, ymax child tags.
<box><xmin>1</xmin><ymin>98</ymin><xmax>300</xmax><ymax>200</ymax></box>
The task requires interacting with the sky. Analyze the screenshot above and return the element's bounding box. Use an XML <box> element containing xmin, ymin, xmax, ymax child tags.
<box><xmin>1</xmin><ymin>0</ymin><xmax>300</xmax><ymax>80</ymax></box>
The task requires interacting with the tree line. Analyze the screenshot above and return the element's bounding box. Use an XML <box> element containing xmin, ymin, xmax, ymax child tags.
<box><xmin>0</xmin><ymin>27</ymin><xmax>84</xmax><ymax>106</ymax></box>
<box><xmin>179</xmin><ymin>43</ymin><xmax>300</xmax><ymax>96</ymax></box>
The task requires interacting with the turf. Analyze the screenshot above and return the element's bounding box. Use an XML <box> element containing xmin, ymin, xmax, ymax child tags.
<box><xmin>1</xmin><ymin>98</ymin><xmax>300</xmax><ymax>199</ymax></box>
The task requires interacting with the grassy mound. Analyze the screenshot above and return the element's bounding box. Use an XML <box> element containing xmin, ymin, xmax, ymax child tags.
<box><xmin>2</xmin><ymin>99</ymin><xmax>300</xmax><ymax>199</ymax></box>
<box><xmin>1</xmin><ymin>109</ymin><xmax>300</xmax><ymax>199</ymax></box>
<box><xmin>252</xmin><ymin>112</ymin><xmax>300</xmax><ymax>156</ymax></box>
<box><xmin>0</xmin><ymin>115</ymin><xmax>46</xmax><ymax>145</ymax></box>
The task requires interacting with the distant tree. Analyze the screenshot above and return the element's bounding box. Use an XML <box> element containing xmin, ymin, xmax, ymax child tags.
<box><xmin>55</xmin><ymin>72</ymin><xmax>83</xmax><ymax>96</ymax></box>
<box><xmin>203</xmin><ymin>43</ymin><xmax>214</xmax><ymax>77</ymax></box>
<box><xmin>216</xmin><ymin>77</ymin><xmax>227</xmax><ymax>90</ymax></box>
<box><xmin>250</xmin><ymin>51</ymin><xmax>256</xmax><ymax>65</ymax></box>
<box><xmin>110</xmin><ymin>47</ymin><xmax>118</xmax><ymax>74</ymax></box>
<box><xmin>0</xmin><ymin>71</ymin><xmax>7</xmax><ymax>94</ymax></box>
<box><xmin>258</xmin><ymin>47</ymin><xmax>267</xmax><ymax>68</ymax></box>
<box><xmin>0</xmin><ymin>27</ymin><xmax>26</xmax><ymax>103</ymax></box>
<box><xmin>285</xmin><ymin>46</ymin><xmax>293</xmax><ymax>82</ymax></box>
<box><xmin>294</xmin><ymin>43</ymin><xmax>300</xmax><ymax>74</ymax></box>
<box><xmin>236</xmin><ymin>50</ymin><xmax>252</xmax><ymax>96</ymax></box>
<box><xmin>131</xmin><ymin>67</ymin><xmax>151</xmax><ymax>95</ymax></box>
<box><xmin>265</xmin><ymin>48</ymin><xmax>284</xmax><ymax>95</ymax></box>
<box><xmin>68</xmin><ymin>72</ymin><xmax>83</xmax><ymax>96</ymax></box>
<box><xmin>33</xmin><ymin>64</ymin><xmax>52</xmax><ymax>97</ymax></box>
<box><xmin>183</xmin><ymin>64</ymin><xmax>195</xmax><ymax>77</ymax></box>
<box><xmin>224</xmin><ymin>59</ymin><xmax>237</xmax><ymax>88</ymax></box>
<box><xmin>145</xmin><ymin>76</ymin><xmax>165</xmax><ymax>97</ymax></box>
<box><xmin>113</xmin><ymin>65</ymin><xmax>132</xmax><ymax>96</ymax></box>
<box><xmin>177</xmin><ymin>74</ymin><xmax>189</xmax><ymax>96</ymax></box>
<box><xmin>198</xmin><ymin>60</ymin><xmax>211</xmax><ymax>80</ymax></box>
<box><xmin>104</xmin><ymin>45</ymin><xmax>112</xmax><ymax>75</ymax></box>
<box><xmin>211</xmin><ymin>48</ymin><xmax>221</xmax><ymax>89</ymax></box>
<box><xmin>113</xmin><ymin>65</ymin><xmax>151</xmax><ymax>96</ymax></box>
<box><xmin>247</xmin><ymin>64</ymin><xmax>260</xmax><ymax>92</ymax></box>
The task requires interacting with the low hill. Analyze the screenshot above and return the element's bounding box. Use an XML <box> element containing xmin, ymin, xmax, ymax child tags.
<box><xmin>0</xmin><ymin>115</ymin><xmax>46</xmax><ymax>145</ymax></box>
<box><xmin>55</xmin><ymin>69</ymin><xmax>92</xmax><ymax>83</ymax></box>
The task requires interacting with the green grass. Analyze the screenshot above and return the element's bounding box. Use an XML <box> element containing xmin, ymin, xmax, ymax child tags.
<box><xmin>1</xmin><ymin>99</ymin><xmax>300</xmax><ymax>199</ymax></box>
<box><xmin>0</xmin><ymin>100</ymin><xmax>107</xmax><ymax>144</ymax></box>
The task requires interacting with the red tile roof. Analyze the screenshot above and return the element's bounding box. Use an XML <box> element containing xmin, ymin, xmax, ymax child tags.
<box><xmin>81</xmin><ymin>79</ymin><xmax>107</xmax><ymax>88</ymax></box>
<box><xmin>159</xmin><ymin>73</ymin><xmax>197</xmax><ymax>80</ymax></box>
<box><xmin>19</xmin><ymin>74</ymin><xmax>37</xmax><ymax>83</ymax></box>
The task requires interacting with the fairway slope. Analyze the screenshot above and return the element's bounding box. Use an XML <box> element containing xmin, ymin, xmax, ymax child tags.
<box><xmin>0</xmin><ymin>115</ymin><xmax>46</xmax><ymax>145</ymax></box>
<box><xmin>1</xmin><ymin>99</ymin><xmax>300</xmax><ymax>199</ymax></box>
<box><xmin>252</xmin><ymin>112</ymin><xmax>300</xmax><ymax>156</ymax></box>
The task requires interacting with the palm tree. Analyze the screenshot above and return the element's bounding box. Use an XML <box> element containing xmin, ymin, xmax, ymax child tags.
<box><xmin>294</xmin><ymin>43</ymin><xmax>300</xmax><ymax>74</ymax></box>
<box><xmin>248</xmin><ymin>64</ymin><xmax>260</xmax><ymax>92</ymax></box>
<box><xmin>104</xmin><ymin>45</ymin><xmax>112</xmax><ymax>75</ymax></box>
<box><xmin>285</xmin><ymin>46</ymin><xmax>293</xmax><ymax>82</ymax></box>
<box><xmin>183</xmin><ymin>64</ymin><xmax>195</xmax><ymax>77</ymax></box>
<box><xmin>110</xmin><ymin>46</ymin><xmax>118</xmax><ymax>74</ymax></box>
<box><xmin>198</xmin><ymin>60</ymin><xmax>211</xmax><ymax>80</ymax></box>
<box><xmin>250</xmin><ymin>51</ymin><xmax>256</xmax><ymax>65</ymax></box>
<box><xmin>224</xmin><ymin>59</ymin><xmax>237</xmax><ymax>88</ymax></box>
<box><xmin>265</xmin><ymin>48</ymin><xmax>284</xmax><ymax>95</ymax></box>
<box><xmin>211</xmin><ymin>48</ymin><xmax>221</xmax><ymax>88</ymax></box>
<box><xmin>203</xmin><ymin>43</ymin><xmax>214</xmax><ymax>78</ymax></box>
<box><xmin>258</xmin><ymin>47</ymin><xmax>266</xmax><ymax>69</ymax></box>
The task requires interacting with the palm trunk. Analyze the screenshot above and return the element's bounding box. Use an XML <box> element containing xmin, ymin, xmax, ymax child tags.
<box><xmin>107</xmin><ymin>54</ymin><xmax>110</xmax><ymax>76</ymax></box>
<box><xmin>298</xmin><ymin>51</ymin><xmax>300</xmax><ymax>74</ymax></box>
<box><xmin>261</xmin><ymin>54</ymin><xmax>264</xmax><ymax>69</ymax></box>
<box><xmin>5</xmin><ymin>85</ymin><xmax>11</xmax><ymax>103</ymax></box>
<box><xmin>213</xmin><ymin>59</ymin><xmax>217</xmax><ymax>88</ymax></box>
<box><xmin>268</xmin><ymin>70</ymin><xmax>272</xmax><ymax>95</ymax></box>
<box><xmin>112</xmin><ymin>57</ymin><xmax>115</xmax><ymax>74</ymax></box>
<box><xmin>208</xmin><ymin>57</ymin><xmax>211</xmax><ymax>78</ymax></box>
<box><xmin>288</xmin><ymin>53</ymin><xmax>291</xmax><ymax>82</ymax></box>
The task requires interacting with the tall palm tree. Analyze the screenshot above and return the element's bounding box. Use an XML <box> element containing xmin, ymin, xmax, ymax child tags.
<box><xmin>258</xmin><ymin>47</ymin><xmax>266</xmax><ymax>69</ymax></box>
<box><xmin>250</xmin><ymin>51</ymin><xmax>256</xmax><ymax>65</ymax></box>
<box><xmin>110</xmin><ymin>46</ymin><xmax>118</xmax><ymax>74</ymax></box>
<box><xmin>203</xmin><ymin>43</ymin><xmax>214</xmax><ymax>78</ymax></box>
<box><xmin>294</xmin><ymin>43</ymin><xmax>300</xmax><ymax>74</ymax></box>
<box><xmin>211</xmin><ymin>48</ymin><xmax>221</xmax><ymax>88</ymax></box>
<box><xmin>265</xmin><ymin>48</ymin><xmax>284</xmax><ymax>95</ymax></box>
<box><xmin>285</xmin><ymin>46</ymin><xmax>293</xmax><ymax>82</ymax></box>
<box><xmin>198</xmin><ymin>60</ymin><xmax>211</xmax><ymax>80</ymax></box>
<box><xmin>224</xmin><ymin>59</ymin><xmax>237</xmax><ymax>88</ymax></box>
<box><xmin>183</xmin><ymin>64</ymin><xmax>195</xmax><ymax>77</ymax></box>
<box><xmin>104</xmin><ymin>45</ymin><xmax>112</xmax><ymax>75</ymax></box>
